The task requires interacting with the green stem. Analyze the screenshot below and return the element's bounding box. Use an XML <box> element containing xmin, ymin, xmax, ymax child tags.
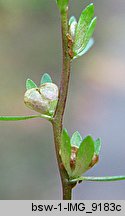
<box><xmin>52</xmin><ymin>8</ymin><xmax>72</xmax><ymax>200</ymax></box>
<box><xmin>62</xmin><ymin>182</ymin><xmax>72</xmax><ymax>200</ymax></box>
<box><xmin>70</xmin><ymin>176</ymin><xmax>125</xmax><ymax>183</ymax></box>
<box><xmin>54</xmin><ymin>11</ymin><xmax>70</xmax><ymax>123</ymax></box>
<box><xmin>0</xmin><ymin>114</ymin><xmax>52</xmax><ymax>121</ymax></box>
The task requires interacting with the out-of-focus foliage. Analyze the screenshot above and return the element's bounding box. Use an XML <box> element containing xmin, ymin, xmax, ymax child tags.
<box><xmin>0</xmin><ymin>0</ymin><xmax>48</xmax><ymax>10</ymax></box>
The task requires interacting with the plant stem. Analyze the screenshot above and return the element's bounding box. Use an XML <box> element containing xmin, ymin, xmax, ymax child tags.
<box><xmin>52</xmin><ymin>8</ymin><xmax>73</xmax><ymax>199</ymax></box>
<box><xmin>70</xmin><ymin>176</ymin><xmax>125</xmax><ymax>183</ymax></box>
<box><xmin>55</xmin><ymin>10</ymin><xmax>70</xmax><ymax>123</ymax></box>
<box><xmin>0</xmin><ymin>114</ymin><xmax>52</xmax><ymax>121</ymax></box>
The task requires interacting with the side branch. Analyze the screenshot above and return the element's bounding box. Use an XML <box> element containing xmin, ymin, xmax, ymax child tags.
<box><xmin>0</xmin><ymin>115</ymin><xmax>52</xmax><ymax>121</ymax></box>
<box><xmin>70</xmin><ymin>176</ymin><xmax>125</xmax><ymax>183</ymax></box>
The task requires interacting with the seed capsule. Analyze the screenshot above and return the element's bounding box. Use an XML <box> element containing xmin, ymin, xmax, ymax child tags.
<box><xmin>89</xmin><ymin>154</ymin><xmax>99</xmax><ymax>169</ymax></box>
<box><xmin>40</xmin><ymin>83</ymin><xmax>58</xmax><ymax>101</ymax></box>
<box><xmin>70</xmin><ymin>146</ymin><xmax>78</xmax><ymax>170</ymax></box>
<box><xmin>24</xmin><ymin>83</ymin><xmax>58</xmax><ymax>116</ymax></box>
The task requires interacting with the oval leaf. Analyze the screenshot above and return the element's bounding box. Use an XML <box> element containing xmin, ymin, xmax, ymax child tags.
<box><xmin>71</xmin><ymin>136</ymin><xmax>95</xmax><ymax>178</ymax></box>
<box><xmin>40</xmin><ymin>73</ymin><xmax>52</xmax><ymax>85</ymax></box>
<box><xmin>94</xmin><ymin>138</ymin><xmax>101</xmax><ymax>155</ymax></box>
<box><xmin>73</xmin><ymin>38</ymin><xmax>94</xmax><ymax>59</ymax></box>
<box><xmin>26</xmin><ymin>79</ymin><xmax>37</xmax><ymax>90</ymax></box>
<box><xmin>73</xmin><ymin>3</ymin><xmax>95</xmax><ymax>55</ymax></box>
<box><xmin>77</xmin><ymin>17</ymin><xmax>97</xmax><ymax>54</ymax></box>
<box><xmin>70</xmin><ymin>131</ymin><xmax>82</xmax><ymax>148</ymax></box>
<box><xmin>60</xmin><ymin>129</ymin><xmax>72</xmax><ymax>176</ymax></box>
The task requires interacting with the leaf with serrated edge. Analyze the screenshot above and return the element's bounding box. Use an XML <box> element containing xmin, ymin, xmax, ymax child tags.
<box><xmin>73</xmin><ymin>3</ymin><xmax>94</xmax><ymax>54</ymax></box>
<box><xmin>71</xmin><ymin>136</ymin><xmax>95</xmax><ymax>178</ymax></box>
<box><xmin>70</xmin><ymin>131</ymin><xmax>82</xmax><ymax>148</ymax></box>
<box><xmin>94</xmin><ymin>138</ymin><xmax>101</xmax><ymax>155</ymax></box>
<box><xmin>73</xmin><ymin>38</ymin><xmax>94</xmax><ymax>59</ymax></box>
<box><xmin>60</xmin><ymin>129</ymin><xmax>72</xmax><ymax>176</ymax></box>
<box><xmin>26</xmin><ymin>79</ymin><xmax>37</xmax><ymax>90</ymax></box>
<box><xmin>40</xmin><ymin>73</ymin><xmax>52</xmax><ymax>85</ymax></box>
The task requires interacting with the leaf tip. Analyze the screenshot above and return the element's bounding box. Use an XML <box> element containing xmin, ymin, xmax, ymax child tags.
<box><xmin>62</xmin><ymin>128</ymin><xmax>69</xmax><ymax>136</ymax></box>
<box><xmin>89</xmin><ymin>2</ymin><xmax>94</xmax><ymax>7</ymax></box>
<box><xmin>26</xmin><ymin>78</ymin><xmax>37</xmax><ymax>90</ymax></box>
<box><xmin>93</xmin><ymin>16</ymin><xmax>97</xmax><ymax>24</ymax></box>
<box><xmin>85</xmin><ymin>135</ymin><xmax>93</xmax><ymax>140</ymax></box>
<box><xmin>40</xmin><ymin>73</ymin><xmax>52</xmax><ymax>85</ymax></box>
<box><xmin>87</xmin><ymin>3</ymin><xmax>95</xmax><ymax>13</ymax></box>
<box><xmin>71</xmin><ymin>131</ymin><xmax>82</xmax><ymax>148</ymax></box>
<box><xmin>69</xmin><ymin>16</ymin><xmax>77</xmax><ymax>25</ymax></box>
<box><xmin>94</xmin><ymin>137</ymin><xmax>102</xmax><ymax>155</ymax></box>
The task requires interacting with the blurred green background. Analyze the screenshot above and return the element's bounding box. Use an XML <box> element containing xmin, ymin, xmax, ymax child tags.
<box><xmin>0</xmin><ymin>0</ymin><xmax>125</xmax><ymax>199</ymax></box>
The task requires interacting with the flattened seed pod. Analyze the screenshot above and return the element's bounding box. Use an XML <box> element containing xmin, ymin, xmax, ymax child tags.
<box><xmin>40</xmin><ymin>83</ymin><xmax>58</xmax><ymax>101</ymax></box>
<box><xmin>24</xmin><ymin>83</ymin><xmax>58</xmax><ymax>116</ymax></box>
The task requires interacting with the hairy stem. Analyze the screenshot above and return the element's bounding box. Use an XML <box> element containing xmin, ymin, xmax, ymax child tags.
<box><xmin>52</xmin><ymin>8</ymin><xmax>73</xmax><ymax>199</ymax></box>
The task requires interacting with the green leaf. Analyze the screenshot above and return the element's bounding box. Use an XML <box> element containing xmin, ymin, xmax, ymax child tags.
<box><xmin>70</xmin><ymin>176</ymin><xmax>125</xmax><ymax>183</ymax></box>
<box><xmin>71</xmin><ymin>136</ymin><xmax>95</xmax><ymax>178</ymax></box>
<box><xmin>56</xmin><ymin>0</ymin><xmax>69</xmax><ymax>12</ymax></box>
<box><xmin>73</xmin><ymin>38</ymin><xmax>94</xmax><ymax>59</ymax></box>
<box><xmin>79</xmin><ymin>17</ymin><xmax>97</xmax><ymax>54</ymax></box>
<box><xmin>40</xmin><ymin>73</ymin><xmax>52</xmax><ymax>85</ymax></box>
<box><xmin>60</xmin><ymin>129</ymin><xmax>72</xmax><ymax>176</ymax></box>
<box><xmin>70</xmin><ymin>131</ymin><xmax>82</xmax><ymax>148</ymax></box>
<box><xmin>94</xmin><ymin>138</ymin><xmax>101</xmax><ymax>155</ymax></box>
<box><xmin>73</xmin><ymin>3</ymin><xmax>96</xmax><ymax>55</ymax></box>
<box><xmin>48</xmin><ymin>100</ymin><xmax>58</xmax><ymax>116</ymax></box>
<box><xmin>26</xmin><ymin>79</ymin><xmax>37</xmax><ymax>90</ymax></box>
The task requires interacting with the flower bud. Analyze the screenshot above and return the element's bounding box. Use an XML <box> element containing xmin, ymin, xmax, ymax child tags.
<box><xmin>24</xmin><ymin>83</ymin><xmax>58</xmax><ymax>116</ymax></box>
